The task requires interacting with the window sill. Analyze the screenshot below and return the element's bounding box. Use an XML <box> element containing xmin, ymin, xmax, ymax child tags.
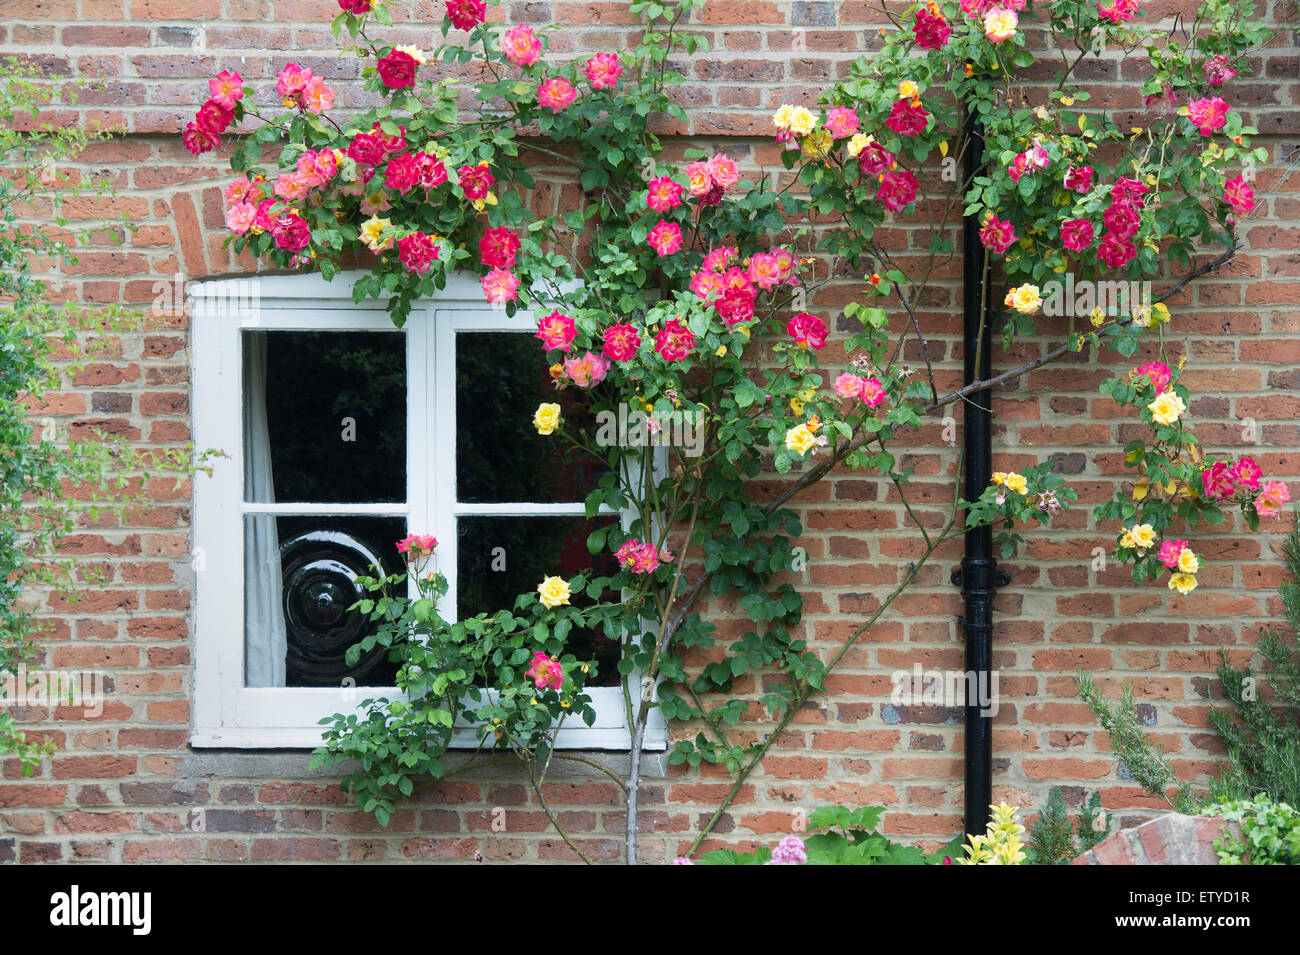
<box><xmin>190</xmin><ymin>725</ymin><xmax>668</xmax><ymax>752</ymax></box>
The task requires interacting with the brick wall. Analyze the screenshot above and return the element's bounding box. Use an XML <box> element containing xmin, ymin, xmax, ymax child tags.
<box><xmin>1</xmin><ymin>0</ymin><xmax>1299</xmax><ymax>863</ymax></box>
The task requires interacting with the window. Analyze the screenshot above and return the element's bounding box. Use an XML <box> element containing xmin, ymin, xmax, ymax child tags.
<box><xmin>190</xmin><ymin>272</ymin><xmax>665</xmax><ymax>749</ymax></box>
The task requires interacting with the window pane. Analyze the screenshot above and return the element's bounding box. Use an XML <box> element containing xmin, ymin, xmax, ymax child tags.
<box><xmin>455</xmin><ymin>331</ymin><xmax>609</xmax><ymax>503</ymax></box>
<box><xmin>245</xmin><ymin>330</ymin><xmax>406</xmax><ymax>504</ymax></box>
<box><xmin>244</xmin><ymin>514</ymin><xmax>406</xmax><ymax>688</ymax></box>
<box><xmin>456</xmin><ymin>516</ymin><xmax>621</xmax><ymax>686</ymax></box>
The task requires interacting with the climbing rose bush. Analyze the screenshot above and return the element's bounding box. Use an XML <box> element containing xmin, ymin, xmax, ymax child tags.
<box><xmin>181</xmin><ymin>0</ymin><xmax>1278</xmax><ymax>861</ymax></box>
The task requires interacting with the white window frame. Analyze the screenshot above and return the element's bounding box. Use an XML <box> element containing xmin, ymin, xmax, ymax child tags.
<box><xmin>190</xmin><ymin>271</ymin><xmax>666</xmax><ymax>750</ymax></box>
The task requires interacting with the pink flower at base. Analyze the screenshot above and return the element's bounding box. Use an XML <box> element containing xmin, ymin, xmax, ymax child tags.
<box><xmin>1255</xmin><ymin>480</ymin><xmax>1291</xmax><ymax>518</ymax></box>
<box><xmin>1060</xmin><ymin>218</ymin><xmax>1095</xmax><ymax>252</ymax></box>
<box><xmin>601</xmin><ymin>322</ymin><xmax>641</xmax><ymax>362</ymax></box>
<box><xmin>535</xmin><ymin>310</ymin><xmax>577</xmax><ymax>353</ymax></box>
<box><xmin>654</xmin><ymin>319</ymin><xmax>696</xmax><ymax>363</ymax></box>
<box><xmin>1201</xmin><ymin>461</ymin><xmax>1235</xmax><ymax>502</ymax></box>
<box><xmin>538</xmin><ymin>77</ymin><xmax>578</xmax><ymax>112</ymax></box>
<box><xmin>1157</xmin><ymin>539</ymin><xmax>1189</xmax><ymax>569</ymax></box>
<box><xmin>1223</xmin><ymin>174</ymin><xmax>1255</xmax><ymax>215</ymax></box>
<box><xmin>195</xmin><ymin>100</ymin><xmax>234</xmax><ymax>136</ymax></box>
<box><xmin>525</xmin><ymin>651</ymin><xmax>564</xmax><ymax>691</ymax></box>
<box><xmin>1230</xmin><ymin>457</ymin><xmax>1262</xmax><ymax>492</ymax></box>
<box><xmin>1135</xmin><ymin>361</ymin><xmax>1172</xmax><ymax>394</ymax></box>
<box><xmin>479</xmin><ymin>226</ymin><xmax>521</xmax><ymax>269</ymax></box>
<box><xmin>397</xmin><ymin>231</ymin><xmax>440</xmax><ymax>275</ymax></box>
<box><xmin>646</xmin><ymin>176</ymin><xmax>684</xmax><ymax>212</ymax></box>
<box><xmin>481</xmin><ymin>267</ymin><xmax>519</xmax><ymax>304</ymax></box>
<box><xmin>979</xmin><ymin>214</ymin><xmax>1017</xmax><ymax>254</ymax></box>
<box><xmin>646</xmin><ymin>220</ymin><xmax>683</xmax><ymax>257</ymax></box>
<box><xmin>1188</xmin><ymin>96</ymin><xmax>1230</xmax><ymax>137</ymax></box>
<box><xmin>766</xmin><ymin>835</ymin><xmax>807</xmax><ymax>865</ymax></box>
<box><xmin>584</xmin><ymin>53</ymin><xmax>623</xmax><ymax>89</ymax></box>
<box><xmin>503</xmin><ymin>25</ymin><xmax>543</xmax><ymax>66</ymax></box>
<box><xmin>562</xmin><ymin>350</ymin><xmax>610</xmax><ymax>388</ymax></box>
<box><xmin>786</xmin><ymin>312</ymin><xmax>828</xmax><ymax>350</ymax></box>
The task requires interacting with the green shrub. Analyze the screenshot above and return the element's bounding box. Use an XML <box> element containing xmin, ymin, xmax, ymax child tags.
<box><xmin>1204</xmin><ymin>795</ymin><xmax>1300</xmax><ymax>865</ymax></box>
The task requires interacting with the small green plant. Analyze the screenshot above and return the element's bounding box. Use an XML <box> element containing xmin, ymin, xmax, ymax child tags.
<box><xmin>956</xmin><ymin>802</ymin><xmax>1027</xmax><ymax>865</ymax></box>
<box><xmin>1207</xmin><ymin>513</ymin><xmax>1300</xmax><ymax>806</ymax></box>
<box><xmin>693</xmin><ymin>805</ymin><xmax>963</xmax><ymax>865</ymax></box>
<box><xmin>1204</xmin><ymin>795</ymin><xmax>1300</xmax><ymax>865</ymax></box>
<box><xmin>1076</xmin><ymin>669</ymin><xmax>1198</xmax><ymax>811</ymax></box>
<box><xmin>1027</xmin><ymin>787</ymin><xmax>1112</xmax><ymax>864</ymax></box>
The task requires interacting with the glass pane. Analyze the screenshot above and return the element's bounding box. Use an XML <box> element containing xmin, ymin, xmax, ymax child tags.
<box><xmin>244</xmin><ymin>514</ymin><xmax>406</xmax><ymax>688</ymax></box>
<box><xmin>456</xmin><ymin>516</ymin><xmax>621</xmax><ymax>686</ymax></box>
<box><xmin>456</xmin><ymin>331</ymin><xmax>610</xmax><ymax>504</ymax></box>
<box><xmin>244</xmin><ymin>330</ymin><xmax>406</xmax><ymax>504</ymax></box>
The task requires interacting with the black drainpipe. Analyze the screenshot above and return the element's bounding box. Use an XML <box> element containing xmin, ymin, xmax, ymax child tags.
<box><xmin>956</xmin><ymin>105</ymin><xmax>1008</xmax><ymax>838</ymax></box>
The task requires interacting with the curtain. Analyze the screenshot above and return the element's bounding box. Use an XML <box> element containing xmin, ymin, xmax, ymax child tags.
<box><xmin>243</xmin><ymin>331</ymin><xmax>287</xmax><ymax>688</ymax></box>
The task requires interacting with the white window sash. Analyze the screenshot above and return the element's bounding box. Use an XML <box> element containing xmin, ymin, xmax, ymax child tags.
<box><xmin>190</xmin><ymin>272</ymin><xmax>666</xmax><ymax>751</ymax></box>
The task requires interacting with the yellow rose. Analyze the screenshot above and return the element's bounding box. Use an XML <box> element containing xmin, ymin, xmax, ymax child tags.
<box><xmin>786</xmin><ymin>424</ymin><xmax>815</xmax><ymax>455</ymax></box>
<box><xmin>773</xmin><ymin>104</ymin><xmax>795</xmax><ymax>131</ymax></box>
<box><xmin>359</xmin><ymin>215</ymin><xmax>393</xmax><ymax>253</ymax></box>
<box><xmin>787</xmin><ymin>106</ymin><xmax>816</xmax><ymax>137</ymax></box>
<box><xmin>1168</xmin><ymin>571</ymin><xmax>1197</xmax><ymax>595</ymax></box>
<box><xmin>897</xmin><ymin>80</ymin><xmax>919</xmax><ymax>100</ymax></box>
<box><xmin>1119</xmin><ymin>530</ymin><xmax>1136</xmax><ymax>549</ymax></box>
<box><xmin>537</xmin><ymin>575</ymin><xmax>571</xmax><ymax>608</ymax></box>
<box><xmin>533</xmin><ymin>402</ymin><xmax>562</xmax><ymax>435</ymax></box>
<box><xmin>801</xmin><ymin>128</ymin><xmax>834</xmax><ymax>162</ymax></box>
<box><xmin>1004</xmin><ymin>283</ymin><xmax>1042</xmax><ymax>315</ymax></box>
<box><xmin>1177</xmin><ymin>549</ymin><xmax>1200</xmax><ymax>574</ymax></box>
<box><xmin>1004</xmin><ymin>473</ymin><xmax>1028</xmax><ymax>495</ymax></box>
<box><xmin>847</xmin><ymin>133</ymin><xmax>870</xmax><ymax>158</ymax></box>
<box><xmin>1147</xmin><ymin>392</ymin><xmax>1186</xmax><ymax>426</ymax></box>
<box><xmin>1130</xmin><ymin>523</ymin><xmax>1156</xmax><ymax>551</ymax></box>
<box><xmin>991</xmin><ymin>472</ymin><xmax>1007</xmax><ymax>485</ymax></box>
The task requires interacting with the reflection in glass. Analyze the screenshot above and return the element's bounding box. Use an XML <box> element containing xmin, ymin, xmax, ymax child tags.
<box><xmin>245</xmin><ymin>515</ymin><xmax>406</xmax><ymax>688</ymax></box>
<box><xmin>456</xmin><ymin>331</ymin><xmax>609</xmax><ymax>503</ymax></box>
<box><xmin>457</xmin><ymin>516</ymin><xmax>621</xmax><ymax>686</ymax></box>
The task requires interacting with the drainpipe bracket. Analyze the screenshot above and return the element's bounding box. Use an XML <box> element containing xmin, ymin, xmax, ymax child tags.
<box><xmin>949</xmin><ymin>567</ymin><xmax>1012</xmax><ymax>588</ymax></box>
